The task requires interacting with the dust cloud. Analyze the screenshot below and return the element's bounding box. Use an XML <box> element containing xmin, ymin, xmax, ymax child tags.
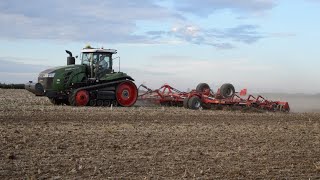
<box><xmin>258</xmin><ymin>93</ymin><xmax>320</xmax><ymax>113</ymax></box>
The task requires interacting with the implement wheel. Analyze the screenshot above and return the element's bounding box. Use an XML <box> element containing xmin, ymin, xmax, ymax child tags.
<box><xmin>188</xmin><ymin>96</ymin><xmax>202</xmax><ymax>110</ymax></box>
<box><xmin>196</xmin><ymin>83</ymin><xmax>210</xmax><ymax>96</ymax></box>
<box><xmin>116</xmin><ymin>81</ymin><xmax>138</xmax><ymax>107</ymax></box>
<box><xmin>220</xmin><ymin>83</ymin><xmax>235</xmax><ymax>98</ymax></box>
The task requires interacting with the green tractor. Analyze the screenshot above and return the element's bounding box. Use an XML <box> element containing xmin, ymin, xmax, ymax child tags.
<box><xmin>25</xmin><ymin>47</ymin><xmax>138</xmax><ymax>107</ymax></box>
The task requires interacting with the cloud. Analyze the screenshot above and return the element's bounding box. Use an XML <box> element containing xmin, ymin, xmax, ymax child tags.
<box><xmin>172</xmin><ymin>0</ymin><xmax>276</xmax><ymax>16</ymax></box>
<box><xmin>0</xmin><ymin>0</ymin><xmax>177</xmax><ymax>43</ymax></box>
<box><xmin>0</xmin><ymin>0</ymin><xmax>275</xmax><ymax>47</ymax></box>
<box><xmin>146</xmin><ymin>24</ymin><xmax>264</xmax><ymax>49</ymax></box>
<box><xmin>207</xmin><ymin>25</ymin><xmax>265</xmax><ymax>44</ymax></box>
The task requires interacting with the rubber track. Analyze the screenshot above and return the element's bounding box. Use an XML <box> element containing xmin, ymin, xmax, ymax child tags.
<box><xmin>69</xmin><ymin>79</ymin><xmax>129</xmax><ymax>106</ymax></box>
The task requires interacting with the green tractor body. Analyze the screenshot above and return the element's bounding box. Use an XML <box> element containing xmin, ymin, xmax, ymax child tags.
<box><xmin>25</xmin><ymin>48</ymin><xmax>138</xmax><ymax>107</ymax></box>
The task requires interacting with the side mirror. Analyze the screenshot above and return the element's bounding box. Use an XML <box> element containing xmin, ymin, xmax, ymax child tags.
<box><xmin>112</xmin><ymin>56</ymin><xmax>121</xmax><ymax>72</ymax></box>
<box><xmin>75</xmin><ymin>55</ymin><xmax>78</xmax><ymax>59</ymax></box>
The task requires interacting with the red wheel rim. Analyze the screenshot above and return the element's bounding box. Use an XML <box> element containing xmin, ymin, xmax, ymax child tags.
<box><xmin>75</xmin><ymin>90</ymin><xmax>89</xmax><ymax>106</ymax></box>
<box><xmin>116</xmin><ymin>81</ymin><xmax>137</xmax><ymax>107</ymax></box>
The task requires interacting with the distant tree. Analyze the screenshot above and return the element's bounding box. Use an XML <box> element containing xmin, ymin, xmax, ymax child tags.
<box><xmin>0</xmin><ymin>83</ymin><xmax>25</xmax><ymax>89</ymax></box>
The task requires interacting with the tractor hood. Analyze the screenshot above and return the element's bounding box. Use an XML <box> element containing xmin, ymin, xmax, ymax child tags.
<box><xmin>36</xmin><ymin>64</ymin><xmax>86</xmax><ymax>92</ymax></box>
<box><xmin>38</xmin><ymin>65</ymin><xmax>83</xmax><ymax>78</ymax></box>
<box><xmin>38</xmin><ymin>66</ymin><xmax>61</xmax><ymax>78</ymax></box>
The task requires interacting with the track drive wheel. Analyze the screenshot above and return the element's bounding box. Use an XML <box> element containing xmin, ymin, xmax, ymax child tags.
<box><xmin>69</xmin><ymin>90</ymin><xmax>90</xmax><ymax>106</ymax></box>
<box><xmin>116</xmin><ymin>81</ymin><xmax>138</xmax><ymax>107</ymax></box>
<box><xmin>188</xmin><ymin>96</ymin><xmax>202</xmax><ymax>110</ymax></box>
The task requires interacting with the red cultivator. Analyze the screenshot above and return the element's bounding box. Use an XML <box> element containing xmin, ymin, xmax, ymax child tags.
<box><xmin>138</xmin><ymin>83</ymin><xmax>290</xmax><ymax>112</ymax></box>
<box><xmin>138</xmin><ymin>84</ymin><xmax>189</xmax><ymax>106</ymax></box>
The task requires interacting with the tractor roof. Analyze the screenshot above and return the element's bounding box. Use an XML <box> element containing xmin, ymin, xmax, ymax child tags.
<box><xmin>81</xmin><ymin>48</ymin><xmax>117</xmax><ymax>54</ymax></box>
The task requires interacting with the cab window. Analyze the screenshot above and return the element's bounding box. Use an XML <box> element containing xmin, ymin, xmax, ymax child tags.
<box><xmin>98</xmin><ymin>55</ymin><xmax>110</xmax><ymax>69</ymax></box>
<box><xmin>81</xmin><ymin>53</ymin><xmax>92</xmax><ymax>66</ymax></box>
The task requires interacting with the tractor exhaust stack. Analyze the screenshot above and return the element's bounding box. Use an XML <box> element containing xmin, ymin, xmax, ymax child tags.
<box><xmin>66</xmin><ymin>50</ymin><xmax>75</xmax><ymax>65</ymax></box>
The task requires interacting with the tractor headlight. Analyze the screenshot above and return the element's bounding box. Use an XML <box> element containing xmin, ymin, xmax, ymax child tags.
<box><xmin>43</xmin><ymin>73</ymin><xmax>55</xmax><ymax>78</ymax></box>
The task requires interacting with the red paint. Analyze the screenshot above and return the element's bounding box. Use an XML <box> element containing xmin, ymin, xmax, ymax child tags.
<box><xmin>75</xmin><ymin>90</ymin><xmax>89</xmax><ymax>106</ymax></box>
<box><xmin>116</xmin><ymin>81</ymin><xmax>138</xmax><ymax>107</ymax></box>
<box><xmin>240</xmin><ymin>89</ymin><xmax>247</xmax><ymax>96</ymax></box>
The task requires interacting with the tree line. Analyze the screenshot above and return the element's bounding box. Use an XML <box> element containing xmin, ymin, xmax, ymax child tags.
<box><xmin>0</xmin><ymin>83</ymin><xmax>25</xmax><ymax>89</ymax></box>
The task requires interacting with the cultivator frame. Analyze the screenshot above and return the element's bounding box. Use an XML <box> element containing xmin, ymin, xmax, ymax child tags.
<box><xmin>138</xmin><ymin>84</ymin><xmax>188</xmax><ymax>106</ymax></box>
<box><xmin>138</xmin><ymin>83</ymin><xmax>290</xmax><ymax>112</ymax></box>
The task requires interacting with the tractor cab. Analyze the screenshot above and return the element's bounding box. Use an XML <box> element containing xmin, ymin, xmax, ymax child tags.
<box><xmin>80</xmin><ymin>48</ymin><xmax>117</xmax><ymax>79</ymax></box>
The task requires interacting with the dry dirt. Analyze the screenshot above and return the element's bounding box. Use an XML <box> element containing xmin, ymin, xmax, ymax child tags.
<box><xmin>0</xmin><ymin>89</ymin><xmax>320</xmax><ymax>179</ymax></box>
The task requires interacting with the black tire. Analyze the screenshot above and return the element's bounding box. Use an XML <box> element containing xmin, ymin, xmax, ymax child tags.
<box><xmin>68</xmin><ymin>91</ymin><xmax>76</xmax><ymax>106</ymax></box>
<box><xmin>183</xmin><ymin>97</ymin><xmax>189</xmax><ymax>109</ymax></box>
<box><xmin>89</xmin><ymin>99</ymin><xmax>96</xmax><ymax>106</ymax></box>
<box><xmin>96</xmin><ymin>100</ymin><xmax>104</xmax><ymax>106</ymax></box>
<box><xmin>220</xmin><ymin>83</ymin><xmax>235</xmax><ymax>98</ymax></box>
<box><xmin>188</xmin><ymin>96</ymin><xmax>202</xmax><ymax>110</ymax></box>
<box><xmin>103</xmin><ymin>100</ymin><xmax>111</xmax><ymax>107</ymax></box>
<box><xmin>196</xmin><ymin>83</ymin><xmax>210</xmax><ymax>93</ymax></box>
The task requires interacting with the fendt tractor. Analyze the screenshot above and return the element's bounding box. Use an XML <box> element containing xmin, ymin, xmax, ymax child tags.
<box><xmin>25</xmin><ymin>47</ymin><xmax>138</xmax><ymax>107</ymax></box>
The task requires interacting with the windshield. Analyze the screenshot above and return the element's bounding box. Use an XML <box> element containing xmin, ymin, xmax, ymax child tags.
<box><xmin>97</xmin><ymin>54</ymin><xmax>110</xmax><ymax>69</ymax></box>
<box><xmin>81</xmin><ymin>53</ymin><xmax>92</xmax><ymax>66</ymax></box>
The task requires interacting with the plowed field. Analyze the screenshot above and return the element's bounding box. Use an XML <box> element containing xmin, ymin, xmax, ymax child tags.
<box><xmin>0</xmin><ymin>89</ymin><xmax>320</xmax><ymax>179</ymax></box>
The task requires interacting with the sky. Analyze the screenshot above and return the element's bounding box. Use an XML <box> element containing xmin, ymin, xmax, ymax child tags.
<box><xmin>0</xmin><ymin>0</ymin><xmax>319</xmax><ymax>94</ymax></box>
